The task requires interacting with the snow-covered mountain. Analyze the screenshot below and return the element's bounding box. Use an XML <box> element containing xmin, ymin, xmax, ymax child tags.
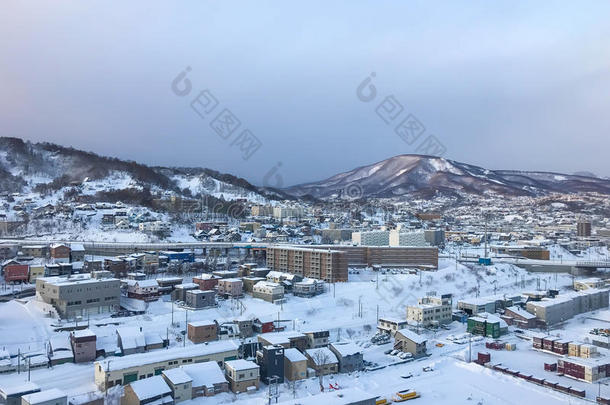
<box><xmin>285</xmin><ymin>155</ymin><xmax>610</xmax><ymax>199</ymax></box>
<box><xmin>0</xmin><ymin>137</ymin><xmax>283</xmax><ymax>203</ymax></box>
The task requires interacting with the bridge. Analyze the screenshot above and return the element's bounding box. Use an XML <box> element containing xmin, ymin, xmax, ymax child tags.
<box><xmin>0</xmin><ymin>238</ymin><xmax>270</xmax><ymax>257</ymax></box>
<box><xmin>457</xmin><ymin>255</ymin><xmax>610</xmax><ymax>275</ymax></box>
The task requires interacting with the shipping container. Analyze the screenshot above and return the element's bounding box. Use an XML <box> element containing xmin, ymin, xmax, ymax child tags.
<box><xmin>544</xmin><ymin>363</ymin><xmax>557</xmax><ymax>372</ymax></box>
<box><xmin>569</xmin><ymin>388</ymin><xmax>586</xmax><ymax>398</ymax></box>
<box><xmin>478</xmin><ymin>352</ymin><xmax>491</xmax><ymax>364</ymax></box>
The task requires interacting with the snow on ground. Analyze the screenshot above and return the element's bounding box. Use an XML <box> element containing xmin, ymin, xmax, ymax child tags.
<box><xmin>0</xmin><ymin>259</ymin><xmax>596</xmax><ymax>403</ymax></box>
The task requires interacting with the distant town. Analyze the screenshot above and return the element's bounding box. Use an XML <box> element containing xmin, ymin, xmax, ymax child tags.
<box><xmin>1</xmin><ymin>166</ymin><xmax>609</xmax><ymax>405</ymax></box>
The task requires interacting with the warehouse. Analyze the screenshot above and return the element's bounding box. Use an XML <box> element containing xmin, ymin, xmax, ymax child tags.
<box><xmin>526</xmin><ymin>289</ymin><xmax>609</xmax><ymax>327</ymax></box>
<box><xmin>94</xmin><ymin>340</ymin><xmax>238</xmax><ymax>391</ymax></box>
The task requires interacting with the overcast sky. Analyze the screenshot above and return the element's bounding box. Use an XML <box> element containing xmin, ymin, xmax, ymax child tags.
<box><xmin>1</xmin><ymin>1</ymin><xmax>609</xmax><ymax>186</ymax></box>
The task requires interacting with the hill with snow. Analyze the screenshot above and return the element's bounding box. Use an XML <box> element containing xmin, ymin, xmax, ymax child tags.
<box><xmin>0</xmin><ymin>137</ymin><xmax>283</xmax><ymax>204</ymax></box>
<box><xmin>285</xmin><ymin>155</ymin><xmax>610</xmax><ymax>199</ymax></box>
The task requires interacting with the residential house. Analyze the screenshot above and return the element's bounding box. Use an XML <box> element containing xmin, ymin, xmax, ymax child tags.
<box><xmin>217</xmin><ymin>279</ymin><xmax>243</xmax><ymax>298</ymax></box>
<box><xmin>283</xmin><ymin>348</ymin><xmax>307</xmax><ymax>381</ymax></box>
<box><xmin>126</xmin><ymin>279</ymin><xmax>159</xmax><ymax>301</ymax></box>
<box><xmin>329</xmin><ymin>342</ymin><xmax>363</xmax><ymax>373</ymax></box>
<box><xmin>0</xmin><ymin>383</ymin><xmax>41</xmax><ymax>405</ymax></box>
<box><xmin>70</xmin><ymin>244</ymin><xmax>86</xmax><ymax>262</ymax></box>
<box><xmin>171</xmin><ymin>283</ymin><xmax>199</xmax><ymax>302</ymax></box>
<box><xmin>70</xmin><ymin>329</ymin><xmax>96</xmax><ymax>363</ymax></box>
<box><xmin>225</xmin><ymin>360</ymin><xmax>260</xmax><ymax>393</ymax></box>
<box><xmin>258</xmin><ymin>331</ymin><xmax>308</xmax><ymax>352</ymax></box>
<box><xmin>192</xmin><ymin>274</ymin><xmax>221</xmax><ymax>291</ymax></box>
<box><xmin>394</xmin><ymin>329</ymin><xmax>427</xmax><ymax>358</ymax></box>
<box><xmin>501</xmin><ymin>306</ymin><xmax>537</xmax><ymax>329</ymax></box>
<box><xmin>181</xmin><ymin>362</ymin><xmax>229</xmax><ymax>397</ymax></box>
<box><xmin>305</xmin><ymin>347</ymin><xmax>338</xmax><ymax>376</ymax></box>
<box><xmin>161</xmin><ymin>368</ymin><xmax>192</xmax><ymax>403</ymax></box>
<box><xmin>377</xmin><ymin>318</ymin><xmax>409</xmax><ymax>336</ymax></box>
<box><xmin>187</xmin><ymin>320</ymin><xmax>217</xmax><ymax>344</ymax></box>
<box><xmin>122</xmin><ymin>376</ymin><xmax>173</xmax><ymax>405</ymax></box>
<box><xmin>293</xmin><ymin>278</ymin><xmax>325</xmax><ymax>297</ymax></box>
<box><xmin>252</xmin><ymin>281</ymin><xmax>284</xmax><ymax>303</ymax></box>
<box><xmin>50</xmin><ymin>244</ymin><xmax>70</xmax><ymax>263</ymax></box>
<box><xmin>255</xmin><ymin>345</ymin><xmax>284</xmax><ymax>384</ymax></box>
<box><xmin>21</xmin><ymin>389</ymin><xmax>67</xmax><ymax>405</ymax></box>
<box><xmin>304</xmin><ymin>330</ymin><xmax>329</xmax><ymax>349</ymax></box>
<box><xmin>185</xmin><ymin>290</ymin><xmax>215</xmax><ymax>309</ymax></box>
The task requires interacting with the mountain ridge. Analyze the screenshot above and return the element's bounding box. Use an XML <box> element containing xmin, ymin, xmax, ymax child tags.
<box><xmin>284</xmin><ymin>154</ymin><xmax>610</xmax><ymax>199</ymax></box>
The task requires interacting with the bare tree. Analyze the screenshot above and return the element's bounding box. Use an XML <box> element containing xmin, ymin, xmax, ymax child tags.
<box><xmin>311</xmin><ymin>349</ymin><xmax>332</xmax><ymax>391</ymax></box>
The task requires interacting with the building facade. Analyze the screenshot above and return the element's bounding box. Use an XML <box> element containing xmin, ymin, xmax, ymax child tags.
<box><xmin>36</xmin><ymin>275</ymin><xmax>120</xmax><ymax>318</ymax></box>
<box><xmin>265</xmin><ymin>246</ymin><xmax>348</xmax><ymax>282</ymax></box>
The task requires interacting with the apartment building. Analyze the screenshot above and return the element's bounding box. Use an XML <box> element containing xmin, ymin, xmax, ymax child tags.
<box><xmin>265</xmin><ymin>246</ymin><xmax>348</xmax><ymax>282</ymax></box>
<box><xmin>407</xmin><ymin>294</ymin><xmax>452</xmax><ymax>327</ymax></box>
<box><xmin>94</xmin><ymin>340</ymin><xmax>239</xmax><ymax>391</ymax></box>
<box><xmin>306</xmin><ymin>245</ymin><xmax>438</xmax><ymax>269</ymax></box>
<box><xmin>36</xmin><ymin>274</ymin><xmax>120</xmax><ymax>318</ymax></box>
<box><xmin>389</xmin><ymin>230</ymin><xmax>429</xmax><ymax>247</ymax></box>
<box><xmin>352</xmin><ymin>231</ymin><xmax>390</xmax><ymax>246</ymax></box>
<box><xmin>250</xmin><ymin>205</ymin><xmax>274</xmax><ymax>217</ymax></box>
<box><xmin>577</xmin><ymin>221</ymin><xmax>592</xmax><ymax>237</ymax></box>
<box><xmin>272</xmin><ymin>206</ymin><xmax>305</xmax><ymax>219</ymax></box>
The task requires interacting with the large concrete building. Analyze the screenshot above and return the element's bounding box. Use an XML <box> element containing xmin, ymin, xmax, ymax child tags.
<box><xmin>299</xmin><ymin>245</ymin><xmax>438</xmax><ymax>269</ymax></box>
<box><xmin>407</xmin><ymin>294</ymin><xmax>452</xmax><ymax>327</ymax></box>
<box><xmin>577</xmin><ymin>221</ymin><xmax>592</xmax><ymax>237</ymax></box>
<box><xmin>265</xmin><ymin>246</ymin><xmax>348</xmax><ymax>282</ymax></box>
<box><xmin>352</xmin><ymin>231</ymin><xmax>390</xmax><ymax>246</ymax></box>
<box><xmin>526</xmin><ymin>289</ymin><xmax>609</xmax><ymax>327</ymax></box>
<box><xmin>36</xmin><ymin>274</ymin><xmax>120</xmax><ymax>318</ymax></box>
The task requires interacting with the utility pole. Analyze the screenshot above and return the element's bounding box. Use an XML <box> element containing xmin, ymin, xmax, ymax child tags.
<box><xmin>184</xmin><ymin>309</ymin><xmax>187</xmax><ymax>347</ymax></box>
<box><xmin>105</xmin><ymin>360</ymin><xmax>111</xmax><ymax>397</ymax></box>
<box><xmin>171</xmin><ymin>301</ymin><xmax>174</xmax><ymax>326</ymax></box>
<box><xmin>484</xmin><ymin>214</ymin><xmax>489</xmax><ymax>259</ymax></box>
